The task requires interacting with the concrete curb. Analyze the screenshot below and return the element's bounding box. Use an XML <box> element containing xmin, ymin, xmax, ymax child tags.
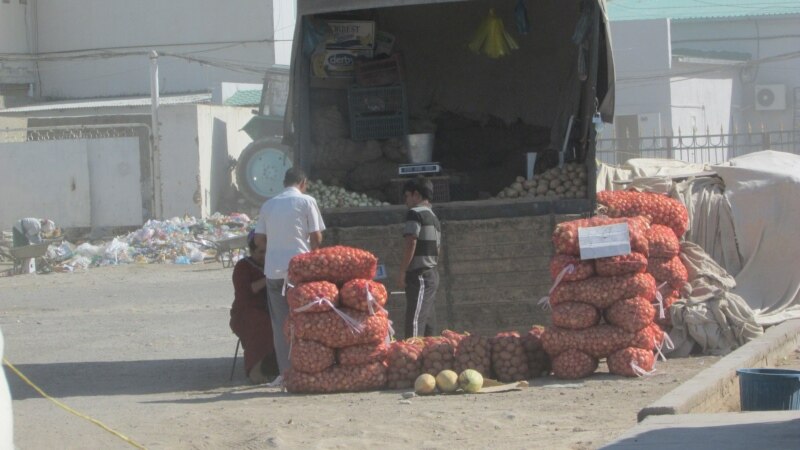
<box><xmin>638</xmin><ymin>319</ymin><xmax>800</xmax><ymax>422</ymax></box>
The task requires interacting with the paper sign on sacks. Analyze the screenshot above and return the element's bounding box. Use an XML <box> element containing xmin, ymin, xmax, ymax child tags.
<box><xmin>578</xmin><ymin>223</ymin><xmax>631</xmax><ymax>260</ymax></box>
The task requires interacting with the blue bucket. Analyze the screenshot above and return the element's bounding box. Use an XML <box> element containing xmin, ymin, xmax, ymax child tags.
<box><xmin>737</xmin><ymin>368</ymin><xmax>800</xmax><ymax>411</ymax></box>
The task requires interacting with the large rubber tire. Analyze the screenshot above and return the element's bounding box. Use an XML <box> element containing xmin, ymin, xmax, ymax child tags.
<box><xmin>235</xmin><ymin>137</ymin><xmax>293</xmax><ymax>208</ymax></box>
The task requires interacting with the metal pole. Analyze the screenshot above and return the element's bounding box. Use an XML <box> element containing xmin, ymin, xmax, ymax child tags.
<box><xmin>149</xmin><ymin>51</ymin><xmax>163</xmax><ymax>219</ymax></box>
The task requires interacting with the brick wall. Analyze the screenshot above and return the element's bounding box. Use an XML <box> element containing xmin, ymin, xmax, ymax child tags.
<box><xmin>325</xmin><ymin>214</ymin><xmax>581</xmax><ymax>337</ymax></box>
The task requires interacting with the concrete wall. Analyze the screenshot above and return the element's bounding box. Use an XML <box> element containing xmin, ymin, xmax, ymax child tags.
<box><xmin>0</xmin><ymin>137</ymin><xmax>141</xmax><ymax>230</ymax></box>
<box><xmin>606</xmin><ymin>19</ymin><xmax>673</xmax><ymax>137</ymax></box>
<box><xmin>326</xmin><ymin>215</ymin><xmax>565</xmax><ymax>336</ymax></box>
<box><xmin>0</xmin><ymin>1</ymin><xmax>36</xmax><ymax>86</ymax></box>
<box><xmin>33</xmin><ymin>0</ymin><xmax>275</xmax><ymax>99</ymax></box>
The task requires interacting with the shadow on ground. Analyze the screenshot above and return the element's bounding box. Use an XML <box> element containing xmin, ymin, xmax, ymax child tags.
<box><xmin>4</xmin><ymin>357</ymin><xmax>248</xmax><ymax>399</ymax></box>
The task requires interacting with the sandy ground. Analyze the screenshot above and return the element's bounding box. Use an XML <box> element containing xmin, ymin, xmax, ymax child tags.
<box><xmin>0</xmin><ymin>263</ymin><xmax>723</xmax><ymax>450</ymax></box>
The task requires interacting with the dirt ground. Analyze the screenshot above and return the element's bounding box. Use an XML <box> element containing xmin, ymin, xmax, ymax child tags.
<box><xmin>1</xmin><ymin>263</ymin><xmax>723</xmax><ymax>450</ymax></box>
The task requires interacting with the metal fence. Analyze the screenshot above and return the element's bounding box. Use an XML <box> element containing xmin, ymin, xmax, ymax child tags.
<box><xmin>596</xmin><ymin>128</ymin><xmax>800</xmax><ymax>166</ymax></box>
<box><xmin>0</xmin><ymin>124</ymin><xmax>150</xmax><ymax>143</ymax></box>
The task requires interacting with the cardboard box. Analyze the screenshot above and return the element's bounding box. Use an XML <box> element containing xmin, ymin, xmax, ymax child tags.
<box><xmin>325</xmin><ymin>20</ymin><xmax>375</xmax><ymax>50</ymax></box>
<box><xmin>311</xmin><ymin>49</ymin><xmax>374</xmax><ymax>78</ymax></box>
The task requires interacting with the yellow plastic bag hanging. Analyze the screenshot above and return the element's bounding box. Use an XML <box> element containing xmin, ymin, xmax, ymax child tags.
<box><xmin>469</xmin><ymin>9</ymin><xmax>519</xmax><ymax>59</ymax></box>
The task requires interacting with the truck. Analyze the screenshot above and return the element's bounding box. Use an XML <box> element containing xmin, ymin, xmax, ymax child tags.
<box><xmin>240</xmin><ymin>0</ymin><xmax>615</xmax><ymax>224</ymax></box>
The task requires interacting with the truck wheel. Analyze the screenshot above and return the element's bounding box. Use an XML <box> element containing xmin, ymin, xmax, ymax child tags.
<box><xmin>235</xmin><ymin>137</ymin><xmax>293</xmax><ymax>207</ymax></box>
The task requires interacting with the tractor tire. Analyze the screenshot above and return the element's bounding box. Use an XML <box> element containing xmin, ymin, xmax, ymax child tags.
<box><xmin>235</xmin><ymin>137</ymin><xmax>293</xmax><ymax>208</ymax></box>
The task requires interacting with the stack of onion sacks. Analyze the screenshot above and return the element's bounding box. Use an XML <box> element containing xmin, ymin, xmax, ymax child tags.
<box><xmin>597</xmin><ymin>190</ymin><xmax>691</xmax><ymax>332</ymax></box>
<box><xmin>284</xmin><ymin>246</ymin><xmax>390</xmax><ymax>393</ymax></box>
<box><xmin>544</xmin><ymin>216</ymin><xmax>662</xmax><ymax>378</ymax></box>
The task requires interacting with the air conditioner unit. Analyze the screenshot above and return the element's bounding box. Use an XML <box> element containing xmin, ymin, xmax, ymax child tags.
<box><xmin>755</xmin><ymin>84</ymin><xmax>786</xmax><ymax>111</ymax></box>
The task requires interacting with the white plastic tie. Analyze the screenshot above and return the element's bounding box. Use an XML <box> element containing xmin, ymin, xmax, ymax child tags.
<box><xmin>281</xmin><ymin>277</ymin><xmax>295</xmax><ymax>296</ymax></box>
<box><xmin>539</xmin><ymin>264</ymin><xmax>575</xmax><ymax>311</ymax></box>
<box><xmin>654</xmin><ymin>340</ymin><xmax>668</xmax><ymax>362</ymax></box>
<box><xmin>288</xmin><ymin>326</ymin><xmax>295</xmax><ymax>361</ymax></box>
<box><xmin>630</xmin><ymin>361</ymin><xmax>656</xmax><ymax>377</ymax></box>
<box><xmin>366</xmin><ymin>285</ymin><xmax>376</xmax><ymax>316</ymax></box>
<box><xmin>292</xmin><ymin>296</ymin><xmax>334</xmax><ymax>313</ymax></box>
<box><xmin>663</xmin><ymin>331</ymin><xmax>675</xmax><ymax>351</ymax></box>
<box><xmin>654</xmin><ymin>290</ymin><xmax>666</xmax><ymax>319</ymax></box>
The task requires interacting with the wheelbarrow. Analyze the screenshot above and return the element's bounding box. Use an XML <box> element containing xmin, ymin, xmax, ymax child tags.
<box><xmin>212</xmin><ymin>234</ymin><xmax>249</xmax><ymax>268</ymax></box>
<box><xmin>8</xmin><ymin>239</ymin><xmax>61</xmax><ymax>273</ymax></box>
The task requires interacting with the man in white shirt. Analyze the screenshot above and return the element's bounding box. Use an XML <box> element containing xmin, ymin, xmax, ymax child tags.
<box><xmin>254</xmin><ymin>167</ymin><xmax>325</xmax><ymax>384</ymax></box>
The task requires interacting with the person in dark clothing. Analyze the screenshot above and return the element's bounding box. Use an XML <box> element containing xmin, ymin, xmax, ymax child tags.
<box><xmin>396</xmin><ymin>177</ymin><xmax>442</xmax><ymax>338</ymax></box>
<box><xmin>230</xmin><ymin>231</ymin><xmax>279</xmax><ymax>384</ymax></box>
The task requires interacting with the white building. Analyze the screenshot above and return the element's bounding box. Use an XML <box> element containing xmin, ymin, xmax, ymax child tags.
<box><xmin>604</xmin><ymin>0</ymin><xmax>800</xmax><ymax>163</ymax></box>
<box><xmin>0</xmin><ymin>0</ymin><xmax>295</xmax><ymax>229</ymax></box>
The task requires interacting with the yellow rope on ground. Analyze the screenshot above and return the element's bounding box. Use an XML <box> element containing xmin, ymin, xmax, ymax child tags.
<box><xmin>2</xmin><ymin>357</ymin><xmax>146</xmax><ymax>449</ymax></box>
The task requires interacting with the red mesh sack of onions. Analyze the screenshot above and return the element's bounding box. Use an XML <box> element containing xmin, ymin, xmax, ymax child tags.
<box><xmin>604</xmin><ymin>296</ymin><xmax>656</xmax><ymax>333</ymax></box>
<box><xmin>453</xmin><ymin>333</ymin><xmax>492</xmax><ymax>376</ymax></box>
<box><xmin>337</xmin><ymin>342</ymin><xmax>388</xmax><ymax>366</ymax></box>
<box><xmin>491</xmin><ymin>331</ymin><xmax>530</xmax><ymax>382</ymax></box>
<box><xmin>287</xmin><ymin>281</ymin><xmax>340</xmax><ymax>314</ymax></box>
<box><xmin>285</xmin><ymin>362</ymin><xmax>387</xmax><ymax>394</ymax></box>
<box><xmin>647</xmin><ymin>224</ymin><xmax>681</xmax><ymax>258</ymax></box>
<box><xmin>647</xmin><ymin>256</ymin><xmax>689</xmax><ymax>291</ymax></box>
<box><xmin>288</xmin><ymin>245</ymin><xmax>378</xmax><ymax>284</ymax></box>
<box><xmin>549</xmin><ymin>255</ymin><xmax>594</xmax><ymax>282</ymax></box>
<box><xmin>550</xmin><ymin>273</ymin><xmax>657</xmax><ymax>310</ymax></box>
<box><xmin>608</xmin><ymin>347</ymin><xmax>656</xmax><ymax>377</ymax></box>
<box><xmin>551</xmin><ymin>349</ymin><xmax>598</xmax><ymax>379</ymax></box>
<box><xmin>551</xmin><ymin>302</ymin><xmax>601</xmax><ymax>330</ymax></box>
<box><xmin>339</xmin><ymin>279</ymin><xmax>388</xmax><ymax>313</ymax></box>
<box><xmin>288</xmin><ymin>308</ymin><xmax>389</xmax><ymax>348</ymax></box>
<box><xmin>552</xmin><ymin>216</ymin><xmax>650</xmax><ymax>257</ymax></box>
<box><xmin>522</xmin><ymin>325</ymin><xmax>551</xmax><ymax>377</ymax></box>
<box><xmin>421</xmin><ymin>337</ymin><xmax>456</xmax><ymax>376</ymax></box>
<box><xmin>542</xmin><ymin>324</ymin><xmax>634</xmax><ymax>359</ymax></box>
<box><xmin>597</xmin><ymin>190</ymin><xmax>689</xmax><ymax>238</ymax></box>
<box><xmin>630</xmin><ymin>322</ymin><xmax>665</xmax><ymax>351</ymax></box>
<box><xmin>594</xmin><ymin>253</ymin><xmax>648</xmax><ymax>277</ymax></box>
<box><xmin>288</xmin><ymin>338</ymin><xmax>335</xmax><ymax>374</ymax></box>
<box><xmin>442</xmin><ymin>329</ymin><xmax>468</xmax><ymax>347</ymax></box>
<box><xmin>386</xmin><ymin>339</ymin><xmax>425</xmax><ymax>389</ymax></box>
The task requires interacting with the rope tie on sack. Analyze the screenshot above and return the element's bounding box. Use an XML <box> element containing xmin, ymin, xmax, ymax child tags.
<box><xmin>539</xmin><ymin>264</ymin><xmax>575</xmax><ymax>310</ymax></box>
<box><xmin>294</xmin><ymin>298</ymin><xmax>364</xmax><ymax>334</ymax></box>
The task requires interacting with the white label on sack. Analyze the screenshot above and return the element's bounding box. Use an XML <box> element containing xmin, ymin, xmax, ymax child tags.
<box><xmin>578</xmin><ymin>223</ymin><xmax>631</xmax><ymax>260</ymax></box>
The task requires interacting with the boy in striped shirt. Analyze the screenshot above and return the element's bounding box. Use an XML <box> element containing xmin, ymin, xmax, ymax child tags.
<box><xmin>397</xmin><ymin>177</ymin><xmax>442</xmax><ymax>338</ymax></box>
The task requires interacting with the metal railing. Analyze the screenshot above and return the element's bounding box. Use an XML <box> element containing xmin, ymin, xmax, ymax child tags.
<box><xmin>596</xmin><ymin>128</ymin><xmax>800</xmax><ymax>165</ymax></box>
<box><xmin>0</xmin><ymin>123</ymin><xmax>151</xmax><ymax>143</ymax></box>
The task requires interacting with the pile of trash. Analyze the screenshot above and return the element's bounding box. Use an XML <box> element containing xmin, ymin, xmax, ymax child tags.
<box><xmin>43</xmin><ymin>213</ymin><xmax>253</xmax><ymax>272</ymax></box>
